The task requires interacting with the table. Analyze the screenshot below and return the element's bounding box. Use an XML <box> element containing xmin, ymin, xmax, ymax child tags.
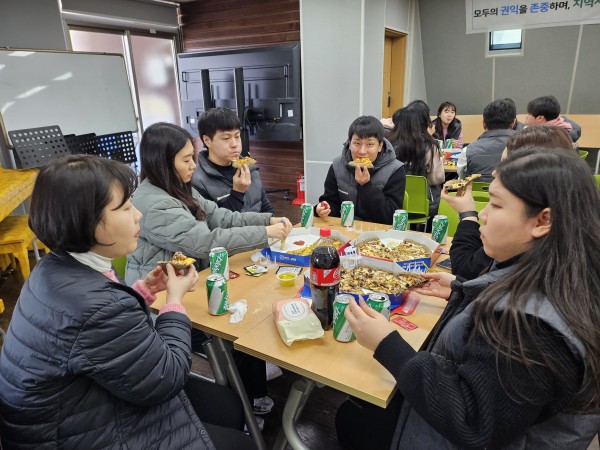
<box><xmin>0</xmin><ymin>167</ymin><xmax>37</xmax><ymax>223</ymax></box>
<box><xmin>152</xmin><ymin>218</ymin><xmax>449</xmax><ymax>450</ymax></box>
<box><xmin>443</xmin><ymin>163</ymin><xmax>457</xmax><ymax>173</ymax></box>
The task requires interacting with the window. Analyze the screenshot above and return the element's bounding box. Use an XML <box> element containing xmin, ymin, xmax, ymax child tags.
<box><xmin>486</xmin><ymin>29</ymin><xmax>524</xmax><ymax>57</ymax></box>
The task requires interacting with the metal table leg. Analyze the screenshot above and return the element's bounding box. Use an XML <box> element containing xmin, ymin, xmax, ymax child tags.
<box><xmin>213</xmin><ymin>336</ymin><xmax>267</xmax><ymax>450</ymax></box>
<box><xmin>273</xmin><ymin>378</ymin><xmax>316</xmax><ymax>450</ymax></box>
<box><xmin>201</xmin><ymin>339</ymin><xmax>228</xmax><ymax>386</ymax></box>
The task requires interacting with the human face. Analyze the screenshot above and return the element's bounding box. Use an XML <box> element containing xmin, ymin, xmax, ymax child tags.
<box><xmin>174</xmin><ymin>140</ymin><xmax>197</xmax><ymax>183</ymax></box>
<box><xmin>349</xmin><ymin>134</ymin><xmax>383</xmax><ymax>162</ymax></box>
<box><xmin>91</xmin><ymin>184</ymin><xmax>142</xmax><ymax>259</ymax></box>
<box><xmin>439</xmin><ymin>107</ymin><xmax>455</xmax><ymax>127</ymax></box>
<box><xmin>478</xmin><ymin>178</ymin><xmax>548</xmax><ymax>262</ymax></box>
<box><xmin>203</xmin><ymin>129</ymin><xmax>242</xmax><ymax>166</ymax></box>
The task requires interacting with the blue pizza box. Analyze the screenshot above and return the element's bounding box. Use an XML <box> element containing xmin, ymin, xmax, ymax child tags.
<box><xmin>351</xmin><ymin>230</ymin><xmax>441</xmax><ymax>273</ymax></box>
<box><xmin>261</xmin><ymin>227</ymin><xmax>350</xmax><ymax>267</ymax></box>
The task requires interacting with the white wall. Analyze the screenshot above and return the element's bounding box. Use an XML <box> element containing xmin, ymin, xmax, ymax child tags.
<box><xmin>300</xmin><ymin>0</ymin><xmax>422</xmax><ymax>203</ymax></box>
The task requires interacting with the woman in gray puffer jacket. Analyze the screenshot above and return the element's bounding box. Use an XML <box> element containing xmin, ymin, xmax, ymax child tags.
<box><xmin>126</xmin><ymin>122</ymin><xmax>292</xmax><ymax>285</ymax></box>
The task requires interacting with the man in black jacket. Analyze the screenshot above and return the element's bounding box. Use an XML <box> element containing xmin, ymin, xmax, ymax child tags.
<box><xmin>192</xmin><ymin>107</ymin><xmax>274</xmax><ymax>213</ymax></box>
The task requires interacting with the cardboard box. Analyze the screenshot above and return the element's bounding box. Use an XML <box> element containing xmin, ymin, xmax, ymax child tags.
<box><xmin>261</xmin><ymin>227</ymin><xmax>350</xmax><ymax>267</ymax></box>
<box><xmin>350</xmin><ymin>230</ymin><xmax>441</xmax><ymax>273</ymax></box>
<box><xmin>300</xmin><ymin>256</ymin><xmax>416</xmax><ymax>309</ymax></box>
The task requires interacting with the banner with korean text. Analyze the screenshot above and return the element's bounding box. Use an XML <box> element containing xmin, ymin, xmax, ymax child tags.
<box><xmin>466</xmin><ymin>0</ymin><xmax>600</xmax><ymax>33</ymax></box>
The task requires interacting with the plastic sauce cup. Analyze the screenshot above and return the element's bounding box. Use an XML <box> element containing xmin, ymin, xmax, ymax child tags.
<box><xmin>277</xmin><ymin>272</ymin><xmax>297</xmax><ymax>287</ymax></box>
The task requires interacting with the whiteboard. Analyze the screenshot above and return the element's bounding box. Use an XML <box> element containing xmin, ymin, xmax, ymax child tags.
<box><xmin>0</xmin><ymin>50</ymin><xmax>137</xmax><ymax>142</ymax></box>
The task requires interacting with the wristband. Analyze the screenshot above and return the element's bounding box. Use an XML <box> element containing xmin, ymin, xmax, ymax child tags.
<box><xmin>458</xmin><ymin>210</ymin><xmax>479</xmax><ymax>221</ymax></box>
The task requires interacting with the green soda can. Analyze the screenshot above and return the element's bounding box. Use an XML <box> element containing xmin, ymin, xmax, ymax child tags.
<box><xmin>431</xmin><ymin>215</ymin><xmax>449</xmax><ymax>244</ymax></box>
<box><xmin>206</xmin><ymin>274</ymin><xmax>229</xmax><ymax>315</ymax></box>
<box><xmin>300</xmin><ymin>203</ymin><xmax>314</xmax><ymax>228</ymax></box>
<box><xmin>392</xmin><ymin>209</ymin><xmax>409</xmax><ymax>231</ymax></box>
<box><xmin>445</xmin><ymin>139</ymin><xmax>453</xmax><ymax>149</ymax></box>
<box><xmin>332</xmin><ymin>294</ymin><xmax>356</xmax><ymax>342</ymax></box>
<box><xmin>340</xmin><ymin>201</ymin><xmax>354</xmax><ymax>227</ymax></box>
<box><xmin>437</xmin><ymin>139</ymin><xmax>444</xmax><ymax>150</ymax></box>
<box><xmin>209</xmin><ymin>247</ymin><xmax>229</xmax><ymax>280</ymax></box>
<box><xmin>367</xmin><ymin>293</ymin><xmax>391</xmax><ymax>320</ymax></box>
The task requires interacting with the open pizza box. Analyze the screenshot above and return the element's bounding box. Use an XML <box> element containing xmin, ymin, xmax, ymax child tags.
<box><xmin>261</xmin><ymin>227</ymin><xmax>351</xmax><ymax>267</ymax></box>
<box><xmin>300</xmin><ymin>255</ymin><xmax>421</xmax><ymax>310</ymax></box>
<box><xmin>351</xmin><ymin>230</ymin><xmax>441</xmax><ymax>273</ymax></box>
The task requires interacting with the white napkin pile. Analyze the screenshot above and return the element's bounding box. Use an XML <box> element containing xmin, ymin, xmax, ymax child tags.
<box><xmin>229</xmin><ymin>299</ymin><xmax>248</xmax><ymax>324</ymax></box>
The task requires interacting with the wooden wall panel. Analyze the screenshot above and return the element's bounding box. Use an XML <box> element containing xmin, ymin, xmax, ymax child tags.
<box><xmin>180</xmin><ymin>0</ymin><xmax>300</xmax><ymax>52</ymax></box>
<box><xmin>179</xmin><ymin>0</ymin><xmax>303</xmax><ymax>196</ymax></box>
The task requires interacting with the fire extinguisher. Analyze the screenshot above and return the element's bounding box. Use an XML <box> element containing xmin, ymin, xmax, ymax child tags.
<box><xmin>292</xmin><ymin>172</ymin><xmax>305</xmax><ymax>205</ymax></box>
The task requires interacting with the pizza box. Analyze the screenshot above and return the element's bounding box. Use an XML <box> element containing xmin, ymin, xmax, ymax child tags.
<box><xmin>300</xmin><ymin>256</ymin><xmax>417</xmax><ymax>309</ymax></box>
<box><xmin>351</xmin><ymin>230</ymin><xmax>441</xmax><ymax>273</ymax></box>
<box><xmin>261</xmin><ymin>227</ymin><xmax>350</xmax><ymax>267</ymax></box>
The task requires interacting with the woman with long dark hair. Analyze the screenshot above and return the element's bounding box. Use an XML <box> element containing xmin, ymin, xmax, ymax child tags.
<box><xmin>126</xmin><ymin>122</ymin><xmax>291</xmax><ymax>283</ymax></box>
<box><xmin>388</xmin><ymin>103</ymin><xmax>444</xmax><ymax>216</ymax></box>
<box><xmin>432</xmin><ymin>101</ymin><xmax>463</xmax><ymax>149</ymax></box>
<box><xmin>337</xmin><ymin>148</ymin><xmax>600</xmax><ymax>449</ymax></box>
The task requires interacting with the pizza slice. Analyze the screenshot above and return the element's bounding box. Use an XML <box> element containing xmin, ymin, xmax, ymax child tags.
<box><xmin>232</xmin><ymin>156</ymin><xmax>257</xmax><ymax>169</ymax></box>
<box><xmin>444</xmin><ymin>173</ymin><xmax>482</xmax><ymax>192</ymax></box>
<box><xmin>347</xmin><ymin>157</ymin><xmax>374</xmax><ymax>169</ymax></box>
<box><xmin>157</xmin><ymin>251</ymin><xmax>196</xmax><ymax>273</ymax></box>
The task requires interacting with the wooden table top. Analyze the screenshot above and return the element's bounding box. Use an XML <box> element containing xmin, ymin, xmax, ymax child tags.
<box><xmin>0</xmin><ymin>168</ymin><xmax>38</xmax><ymax>223</ymax></box>
<box><xmin>153</xmin><ymin>217</ymin><xmax>450</xmax><ymax>407</ymax></box>
<box><xmin>234</xmin><ymin>290</ymin><xmax>447</xmax><ymax>408</ymax></box>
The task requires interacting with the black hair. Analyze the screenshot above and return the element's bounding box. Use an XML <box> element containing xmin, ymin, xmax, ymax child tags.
<box><xmin>388</xmin><ymin>106</ymin><xmax>438</xmax><ymax>175</ymax></box>
<box><xmin>140</xmin><ymin>122</ymin><xmax>204</xmax><ymax>220</ymax></box>
<box><xmin>474</xmin><ymin>148</ymin><xmax>600</xmax><ymax>410</ymax></box>
<box><xmin>433</xmin><ymin>101</ymin><xmax>459</xmax><ymax>141</ymax></box>
<box><xmin>346</xmin><ymin>116</ymin><xmax>385</xmax><ymax>143</ymax></box>
<box><xmin>198</xmin><ymin>107</ymin><xmax>241</xmax><ymax>149</ymax></box>
<box><xmin>527</xmin><ymin>95</ymin><xmax>561</xmax><ymax>121</ymax></box>
<box><xmin>483</xmin><ymin>99</ymin><xmax>516</xmax><ymax>130</ymax></box>
<box><xmin>29</xmin><ymin>155</ymin><xmax>137</xmax><ymax>253</ymax></box>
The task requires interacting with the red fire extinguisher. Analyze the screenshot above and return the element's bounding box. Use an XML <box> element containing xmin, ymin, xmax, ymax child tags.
<box><xmin>292</xmin><ymin>172</ymin><xmax>305</xmax><ymax>205</ymax></box>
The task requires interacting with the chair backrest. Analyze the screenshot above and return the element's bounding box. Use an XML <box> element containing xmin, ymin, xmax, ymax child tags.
<box><xmin>112</xmin><ymin>256</ymin><xmax>127</xmax><ymax>279</ymax></box>
<box><xmin>595</xmin><ymin>174</ymin><xmax>600</xmax><ymax>188</ymax></box>
<box><xmin>579</xmin><ymin>150</ymin><xmax>589</xmax><ymax>160</ymax></box>
<box><xmin>437</xmin><ymin>196</ymin><xmax>489</xmax><ymax>237</ymax></box>
<box><xmin>405</xmin><ymin>175</ymin><xmax>430</xmax><ymax>222</ymax></box>
<box><xmin>471</xmin><ymin>181</ymin><xmax>490</xmax><ymax>192</ymax></box>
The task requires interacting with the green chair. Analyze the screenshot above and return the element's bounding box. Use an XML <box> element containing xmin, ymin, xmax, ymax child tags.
<box><xmin>404</xmin><ymin>175</ymin><xmax>430</xmax><ymax>228</ymax></box>
<box><xmin>595</xmin><ymin>174</ymin><xmax>600</xmax><ymax>188</ymax></box>
<box><xmin>471</xmin><ymin>181</ymin><xmax>490</xmax><ymax>192</ymax></box>
<box><xmin>112</xmin><ymin>256</ymin><xmax>127</xmax><ymax>279</ymax></box>
<box><xmin>437</xmin><ymin>196</ymin><xmax>489</xmax><ymax>237</ymax></box>
<box><xmin>579</xmin><ymin>150</ymin><xmax>589</xmax><ymax>160</ymax></box>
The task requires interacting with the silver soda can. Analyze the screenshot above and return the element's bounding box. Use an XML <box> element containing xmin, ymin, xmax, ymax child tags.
<box><xmin>206</xmin><ymin>274</ymin><xmax>229</xmax><ymax>315</ymax></box>
<box><xmin>392</xmin><ymin>209</ymin><xmax>409</xmax><ymax>231</ymax></box>
<box><xmin>366</xmin><ymin>293</ymin><xmax>391</xmax><ymax>320</ymax></box>
<box><xmin>209</xmin><ymin>247</ymin><xmax>229</xmax><ymax>280</ymax></box>
<box><xmin>431</xmin><ymin>215</ymin><xmax>449</xmax><ymax>245</ymax></box>
<box><xmin>300</xmin><ymin>203</ymin><xmax>314</xmax><ymax>228</ymax></box>
<box><xmin>333</xmin><ymin>294</ymin><xmax>356</xmax><ymax>342</ymax></box>
<box><xmin>340</xmin><ymin>201</ymin><xmax>354</xmax><ymax>227</ymax></box>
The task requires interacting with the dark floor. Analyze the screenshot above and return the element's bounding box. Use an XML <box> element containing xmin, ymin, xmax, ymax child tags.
<box><xmin>1</xmin><ymin>195</ymin><xmax>598</xmax><ymax>450</ymax></box>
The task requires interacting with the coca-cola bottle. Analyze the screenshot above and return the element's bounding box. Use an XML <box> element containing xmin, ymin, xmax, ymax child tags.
<box><xmin>309</xmin><ymin>228</ymin><xmax>340</xmax><ymax>330</ymax></box>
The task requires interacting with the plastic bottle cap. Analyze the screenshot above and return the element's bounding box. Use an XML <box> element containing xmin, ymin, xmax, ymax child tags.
<box><xmin>319</xmin><ymin>227</ymin><xmax>331</xmax><ymax>237</ymax></box>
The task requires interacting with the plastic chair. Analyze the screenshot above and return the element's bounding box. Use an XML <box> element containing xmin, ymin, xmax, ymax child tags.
<box><xmin>579</xmin><ymin>150</ymin><xmax>588</xmax><ymax>160</ymax></box>
<box><xmin>471</xmin><ymin>181</ymin><xmax>490</xmax><ymax>192</ymax></box>
<box><xmin>112</xmin><ymin>256</ymin><xmax>127</xmax><ymax>279</ymax></box>
<box><xmin>404</xmin><ymin>175</ymin><xmax>430</xmax><ymax>227</ymax></box>
<box><xmin>437</xmin><ymin>196</ymin><xmax>489</xmax><ymax>237</ymax></box>
<box><xmin>595</xmin><ymin>174</ymin><xmax>600</xmax><ymax>188</ymax></box>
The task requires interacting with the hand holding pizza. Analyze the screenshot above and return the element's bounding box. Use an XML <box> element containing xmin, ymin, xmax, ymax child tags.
<box><xmin>232</xmin><ymin>164</ymin><xmax>251</xmax><ymax>193</ymax></box>
<box><xmin>354</xmin><ymin>165</ymin><xmax>371</xmax><ymax>186</ymax></box>
<box><xmin>316</xmin><ymin>201</ymin><xmax>330</xmax><ymax>218</ymax></box>
<box><xmin>441</xmin><ymin>182</ymin><xmax>476</xmax><ymax>214</ymax></box>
